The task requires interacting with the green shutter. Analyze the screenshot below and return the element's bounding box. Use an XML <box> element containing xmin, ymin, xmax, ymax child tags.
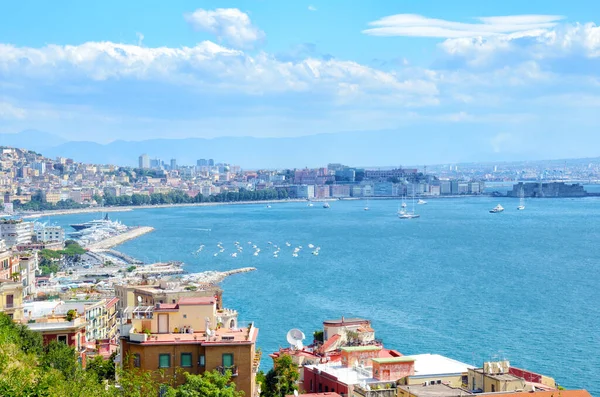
<box><xmin>159</xmin><ymin>354</ymin><xmax>170</xmax><ymax>368</ymax></box>
<box><xmin>222</xmin><ymin>353</ymin><xmax>233</xmax><ymax>367</ymax></box>
<box><xmin>181</xmin><ymin>353</ymin><xmax>192</xmax><ymax>368</ymax></box>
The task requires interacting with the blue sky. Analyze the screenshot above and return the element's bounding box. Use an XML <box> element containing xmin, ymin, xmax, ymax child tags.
<box><xmin>1</xmin><ymin>1</ymin><xmax>599</xmax><ymax>159</ymax></box>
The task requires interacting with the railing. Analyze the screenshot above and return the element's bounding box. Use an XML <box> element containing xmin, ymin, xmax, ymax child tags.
<box><xmin>353</xmin><ymin>385</ymin><xmax>397</xmax><ymax>397</ymax></box>
<box><xmin>217</xmin><ymin>365</ymin><xmax>238</xmax><ymax>376</ymax></box>
<box><xmin>5</xmin><ymin>303</ymin><xmax>14</xmax><ymax>309</ymax></box>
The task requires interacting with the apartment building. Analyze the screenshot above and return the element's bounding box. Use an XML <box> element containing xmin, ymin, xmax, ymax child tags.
<box><xmin>0</xmin><ymin>278</ymin><xmax>23</xmax><ymax>320</ymax></box>
<box><xmin>120</xmin><ymin>296</ymin><xmax>259</xmax><ymax>397</ymax></box>
<box><xmin>0</xmin><ymin>219</ymin><xmax>34</xmax><ymax>247</ymax></box>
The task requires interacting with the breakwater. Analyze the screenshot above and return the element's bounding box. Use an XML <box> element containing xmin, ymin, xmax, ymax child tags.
<box><xmin>86</xmin><ymin>226</ymin><xmax>155</xmax><ymax>250</ymax></box>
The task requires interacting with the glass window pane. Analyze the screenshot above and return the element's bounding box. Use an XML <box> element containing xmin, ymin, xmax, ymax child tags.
<box><xmin>222</xmin><ymin>353</ymin><xmax>233</xmax><ymax>367</ymax></box>
<box><xmin>181</xmin><ymin>353</ymin><xmax>192</xmax><ymax>367</ymax></box>
<box><xmin>159</xmin><ymin>354</ymin><xmax>170</xmax><ymax>368</ymax></box>
<box><xmin>199</xmin><ymin>355</ymin><xmax>205</xmax><ymax>366</ymax></box>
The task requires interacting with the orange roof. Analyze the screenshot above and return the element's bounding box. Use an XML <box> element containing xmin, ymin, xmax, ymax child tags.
<box><xmin>178</xmin><ymin>297</ymin><xmax>215</xmax><ymax>305</ymax></box>
<box><xmin>491</xmin><ymin>390</ymin><xmax>591</xmax><ymax>397</ymax></box>
<box><xmin>288</xmin><ymin>394</ymin><xmax>343</xmax><ymax>397</ymax></box>
<box><xmin>321</xmin><ymin>333</ymin><xmax>341</xmax><ymax>351</ymax></box>
<box><xmin>106</xmin><ymin>297</ymin><xmax>119</xmax><ymax>309</ymax></box>
<box><xmin>378</xmin><ymin>349</ymin><xmax>403</xmax><ymax>358</ymax></box>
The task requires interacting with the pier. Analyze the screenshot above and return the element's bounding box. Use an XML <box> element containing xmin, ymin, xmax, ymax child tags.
<box><xmin>86</xmin><ymin>226</ymin><xmax>155</xmax><ymax>250</ymax></box>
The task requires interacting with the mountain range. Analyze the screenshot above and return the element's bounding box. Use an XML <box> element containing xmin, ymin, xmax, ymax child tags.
<box><xmin>0</xmin><ymin>129</ymin><xmax>588</xmax><ymax>169</ymax></box>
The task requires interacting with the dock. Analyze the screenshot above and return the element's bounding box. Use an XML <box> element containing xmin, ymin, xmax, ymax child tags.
<box><xmin>86</xmin><ymin>226</ymin><xmax>155</xmax><ymax>250</ymax></box>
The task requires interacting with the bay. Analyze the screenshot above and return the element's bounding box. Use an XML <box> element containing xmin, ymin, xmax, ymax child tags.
<box><xmin>41</xmin><ymin>197</ymin><xmax>600</xmax><ymax>395</ymax></box>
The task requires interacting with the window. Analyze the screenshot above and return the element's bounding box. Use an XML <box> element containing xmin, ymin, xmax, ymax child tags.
<box><xmin>6</xmin><ymin>294</ymin><xmax>13</xmax><ymax>308</ymax></box>
<box><xmin>159</xmin><ymin>354</ymin><xmax>171</xmax><ymax>368</ymax></box>
<box><xmin>222</xmin><ymin>353</ymin><xmax>233</xmax><ymax>367</ymax></box>
<box><xmin>183</xmin><ymin>314</ymin><xmax>187</xmax><ymax>319</ymax></box>
<box><xmin>57</xmin><ymin>335</ymin><xmax>67</xmax><ymax>344</ymax></box>
<box><xmin>133</xmin><ymin>353</ymin><xmax>141</xmax><ymax>368</ymax></box>
<box><xmin>181</xmin><ymin>353</ymin><xmax>192</xmax><ymax>368</ymax></box>
<box><xmin>491</xmin><ymin>385</ymin><xmax>496</xmax><ymax>392</ymax></box>
<box><xmin>325</xmin><ymin>386</ymin><xmax>329</xmax><ymax>392</ymax></box>
<box><xmin>199</xmin><ymin>355</ymin><xmax>205</xmax><ymax>367</ymax></box>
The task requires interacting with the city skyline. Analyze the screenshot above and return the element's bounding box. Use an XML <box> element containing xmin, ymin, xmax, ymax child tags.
<box><xmin>1</xmin><ymin>1</ymin><xmax>599</xmax><ymax>163</ymax></box>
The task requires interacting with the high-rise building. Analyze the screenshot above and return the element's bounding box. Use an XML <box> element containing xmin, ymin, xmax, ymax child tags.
<box><xmin>197</xmin><ymin>159</ymin><xmax>208</xmax><ymax>167</ymax></box>
<box><xmin>170</xmin><ymin>159</ymin><xmax>177</xmax><ymax>170</ymax></box>
<box><xmin>208</xmin><ymin>159</ymin><xmax>215</xmax><ymax>166</ymax></box>
<box><xmin>139</xmin><ymin>154</ymin><xmax>150</xmax><ymax>169</ymax></box>
<box><xmin>150</xmin><ymin>159</ymin><xmax>161</xmax><ymax>169</ymax></box>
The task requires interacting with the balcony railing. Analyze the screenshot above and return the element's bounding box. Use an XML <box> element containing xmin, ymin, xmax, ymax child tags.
<box><xmin>217</xmin><ymin>365</ymin><xmax>238</xmax><ymax>377</ymax></box>
<box><xmin>5</xmin><ymin>303</ymin><xmax>14</xmax><ymax>309</ymax></box>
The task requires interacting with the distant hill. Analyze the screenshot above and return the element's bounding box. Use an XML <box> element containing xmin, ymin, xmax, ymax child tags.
<box><xmin>40</xmin><ymin>128</ymin><xmax>516</xmax><ymax>168</ymax></box>
<box><xmin>3</xmin><ymin>128</ymin><xmax>587</xmax><ymax>168</ymax></box>
<box><xmin>0</xmin><ymin>130</ymin><xmax>67</xmax><ymax>153</ymax></box>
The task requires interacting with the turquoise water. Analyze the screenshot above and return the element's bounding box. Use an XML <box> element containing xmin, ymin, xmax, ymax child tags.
<box><xmin>43</xmin><ymin>197</ymin><xmax>600</xmax><ymax>394</ymax></box>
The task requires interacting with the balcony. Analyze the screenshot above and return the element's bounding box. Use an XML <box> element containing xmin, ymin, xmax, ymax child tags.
<box><xmin>217</xmin><ymin>365</ymin><xmax>238</xmax><ymax>377</ymax></box>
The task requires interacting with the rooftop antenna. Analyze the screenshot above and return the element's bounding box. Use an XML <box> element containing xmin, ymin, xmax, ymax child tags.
<box><xmin>286</xmin><ymin>328</ymin><xmax>306</xmax><ymax>350</ymax></box>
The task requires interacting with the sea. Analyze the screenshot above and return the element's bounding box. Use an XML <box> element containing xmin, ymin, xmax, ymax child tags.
<box><xmin>41</xmin><ymin>196</ymin><xmax>600</xmax><ymax>395</ymax></box>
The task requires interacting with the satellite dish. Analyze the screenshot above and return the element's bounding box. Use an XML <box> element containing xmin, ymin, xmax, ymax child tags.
<box><xmin>217</xmin><ymin>316</ymin><xmax>222</xmax><ymax>323</ymax></box>
<box><xmin>286</xmin><ymin>329</ymin><xmax>306</xmax><ymax>350</ymax></box>
<box><xmin>137</xmin><ymin>296</ymin><xmax>142</xmax><ymax>304</ymax></box>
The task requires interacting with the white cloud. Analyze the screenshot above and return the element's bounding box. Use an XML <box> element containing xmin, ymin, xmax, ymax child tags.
<box><xmin>184</xmin><ymin>8</ymin><xmax>265</xmax><ymax>49</ymax></box>
<box><xmin>308</xmin><ymin>5</ymin><xmax>317</xmax><ymax>12</ymax></box>
<box><xmin>0</xmin><ymin>101</ymin><xmax>26</xmax><ymax>119</ymax></box>
<box><xmin>0</xmin><ymin>41</ymin><xmax>438</xmax><ymax>105</ymax></box>
<box><xmin>439</xmin><ymin>22</ymin><xmax>600</xmax><ymax>66</ymax></box>
<box><xmin>363</xmin><ymin>14</ymin><xmax>563</xmax><ymax>38</ymax></box>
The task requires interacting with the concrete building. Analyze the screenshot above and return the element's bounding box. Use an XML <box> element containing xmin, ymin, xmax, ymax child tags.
<box><xmin>468</xmin><ymin>361</ymin><xmax>557</xmax><ymax>393</ymax></box>
<box><xmin>0</xmin><ymin>278</ymin><xmax>24</xmax><ymax>320</ymax></box>
<box><xmin>35</xmin><ymin>225</ymin><xmax>65</xmax><ymax>243</ymax></box>
<box><xmin>139</xmin><ymin>154</ymin><xmax>150</xmax><ymax>169</ymax></box>
<box><xmin>120</xmin><ymin>296</ymin><xmax>259</xmax><ymax>397</ymax></box>
<box><xmin>85</xmin><ymin>297</ymin><xmax>120</xmax><ymax>343</ymax></box>
<box><xmin>170</xmin><ymin>159</ymin><xmax>177</xmax><ymax>170</ymax></box>
<box><xmin>440</xmin><ymin>181</ymin><xmax>452</xmax><ymax>195</ymax></box>
<box><xmin>397</xmin><ymin>354</ymin><xmax>474</xmax><ymax>388</ymax></box>
<box><xmin>330</xmin><ymin>185</ymin><xmax>351</xmax><ymax>198</ymax></box>
<box><xmin>18</xmin><ymin>252</ymin><xmax>38</xmax><ymax>297</ymax></box>
<box><xmin>293</xmin><ymin>184</ymin><xmax>315</xmax><ymax>199</ymax></box>
<box><xmin>0</xmin><ymin>219</ymin><xmax>34</xmax><ymax>247</ymax></box>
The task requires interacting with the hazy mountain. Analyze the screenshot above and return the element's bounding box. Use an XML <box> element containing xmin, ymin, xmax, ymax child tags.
<box><xmin>41</xmin><ymin>129</ymin><xmax>500</xmax><ymax>168</ymax></box>
<box><xmin>0</xmin><ymin>130</ymin><xmax>67</xmax><ymax>153</ymax></box>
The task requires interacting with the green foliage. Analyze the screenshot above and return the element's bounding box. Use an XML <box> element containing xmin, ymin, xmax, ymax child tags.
<box><xmin>41</xmin><ymin>341</ymin><xmax>78</xmax><ymax>380</ymax></box>
<box><xmin>126</xmin><ymin>265</ymin><xmax>137</xmax><ymax>273</ymax></box>
<box><xmin>313</xmin><ymin>330</ymin><xmax>324</xmax><ymax>343</ymax></box>
<box><xmin>261</xmin><ymin>354</ymin><xmax>299</xmax><ymax>397</ymax></box>
<box><xmin>86</xmin><ymin>352</ymin><xmax>116</xmax><ymax>382</ymax></box>
<box><xmin>167</xmin><ymin>370</ymin><xmax>243</xmax><ymax>397</ymax></box>
<box><xmin>66</xmin><ymin>309</ymin><xmax>77</xmax><ymax>322</ymax></box>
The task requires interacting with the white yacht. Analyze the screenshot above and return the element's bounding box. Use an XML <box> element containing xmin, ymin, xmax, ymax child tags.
<box><xmin>323</xmin><ymin>202</ymin><xmax>330</xmax><ymax>209</ymax></box>
<box><xmin>490</xmin><ymin>204</ymin><xmax>505</xmax><ymax>213</ymax></box>
<box><xmin>364</xmin><ymin>198</ymin><xmax>369</xmax><ymax>211</ymax></box>
<box><xmin>417</xmin><ymin>199</ymin><xmax>427</xmax><ymax>205</ymax></box>
<box><xmin>517</xmin><ymin>187</ymin><xmax>526</xmax><ymax>210</ymax></box>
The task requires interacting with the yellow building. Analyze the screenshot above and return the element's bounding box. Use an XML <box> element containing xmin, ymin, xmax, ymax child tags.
<box><xmin>468</xmin><ymin>361</ymin><xmax>557</xmax><ymax>393</ymax></box>
<box><xmin>0</xmin><ymin>278</ymin><xmax>24</xmax><ymax>321</ymax></box>
<box><xmin>120</xmin><ymin>296</ymin><xmax>259</xmax><ymax>397</ymax></box>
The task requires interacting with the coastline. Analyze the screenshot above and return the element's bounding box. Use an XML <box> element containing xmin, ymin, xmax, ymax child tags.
<box><xmin>17</xmin><ymin>196</ymin><xmax>497</xmax><ymax>219</ymax></box>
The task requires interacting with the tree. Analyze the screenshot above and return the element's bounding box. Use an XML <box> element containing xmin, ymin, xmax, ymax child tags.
<box><xmin>86</xmin><ymin>352</ymin><xmax>116</xmax><ymax>382</ymax></box>
<box><xmin>41</xmin><ymin>341</ymin><xmax>78</xmax><ymax>380</ymax></box>
<box><xmin>261</xmin><ymin>354</ymin><xmax>299</xmax><ymax>397</ymax></box>
<box><xmin>167</xmin><ymin>369</ymin><xmax>243</xmax><ymax>397</ymax></box>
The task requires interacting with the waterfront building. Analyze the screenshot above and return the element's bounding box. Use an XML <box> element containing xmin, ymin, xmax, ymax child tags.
<box><xmin>139</xmin><ymin>154</ymin><xmax>150</xmax><ymax>169</ymax></box>
<box><xmin>468</xmin><ymin>361</ymin><xmax>557</xmax><ymax>393</ymax></box>
<box><xmin>373</xmin><ymin>182</ymin><xmax>394</xmax><ymax>196</ymax></box>
<box><xmin>330</xmin><ymin>184</ymin><xmax>351</xmax><ymax>198</ymax></box>
<box><xmin>35</xmin><ymin>225</ymin><xmax>65</xmax><ymax>243</ymax></box>
<box><xmin>508</xmin><ymin>182</ymin><xmax>587</xmax><ymax>198</ymax></box>
<box><xmin>364</xmin><ymin>169</ymin><xmax>417</xmax><ymax>181</ymax></box>
<box><xmin>0</xmin><ymin>219</ymin><xmax>34</xmax><ymax>247</ymax></box>
<box><xmin>119</xmin><ymin>296</ymin><xmax>259</xmax><ymax>397</ymax></box>
<box><xmin>0</xmin><ymin>278</ymin><xmax>24</xmax><ymax>320</ymax></box>
<box><xmin>293</xmin><ymin>184</ymin><xmax>315</xmax><ymax>199</ymax></box>
<box><xmin>440</xmin><ymin>180</ymin><xmax>452</xmax><ymax>195</ymax></box>
<box><xmin>315</xmin><ymin>185</ymin><xmax>331</xmax><ymax>199</ymax></box>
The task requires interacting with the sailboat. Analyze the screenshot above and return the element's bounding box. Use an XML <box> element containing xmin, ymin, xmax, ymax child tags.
<box><xmin>517</xmin><ymin>187</ymin><xmax>525</xmax><ymax>210</ymax></box>
<box><xmin>398</xmin><ymin>188</ymin><xmax>420</xmax><ymax>219</ymax></box>
<box><xmin>364</xmin><ymin>198</ymin><xmax>369</xmax><ymax>211</ymax></box>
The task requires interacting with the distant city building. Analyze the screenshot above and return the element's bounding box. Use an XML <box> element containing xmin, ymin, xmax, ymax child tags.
<box><xmin>138</xmin><ymin>154</ymin><xmax>150</xmax><ymax>169</ymax></box>
<box><xmin>197</xmin><ymin>159</ymin><xmax>208</xmax><ymax>167</ymax></box>
<box><xmin>208</xmin><ymin>159</ymin><xmax>215</xmax><ymax>166</ymax></box>
<box><xmin>35</xmin><ymin>225</ymin><xmax>65</xmax><ymax>243</ymax></box>
<box><xmin>508</xmin><ymin>182</ymin><xmax>586</xmax><ymax>198</ymax></box>
<box><xmin>170</xmin><ymin>159</ymin><xmax>177</xmax><ymax>170</ymax></box>
<box><xmin>150</xmin><ymin>158</ymin><xmax>161</xmax><ymax>169</ymax></box>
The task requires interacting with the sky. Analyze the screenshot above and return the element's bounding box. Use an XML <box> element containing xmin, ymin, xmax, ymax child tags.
<box><xmin>0</xmin><ymin>0</ymin><xmax>599</xmax><ymax>159</ymax></box>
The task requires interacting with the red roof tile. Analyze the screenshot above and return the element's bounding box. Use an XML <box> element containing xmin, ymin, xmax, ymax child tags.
<box><xmin>491</xmin><ymin>391</ymin><xmax>591</xmax><ymax>397</ymax></box>
<box><xmin>321</xmin><ymin>333</ymin><xmax>341</xmax><ymax>351</ymax></box>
